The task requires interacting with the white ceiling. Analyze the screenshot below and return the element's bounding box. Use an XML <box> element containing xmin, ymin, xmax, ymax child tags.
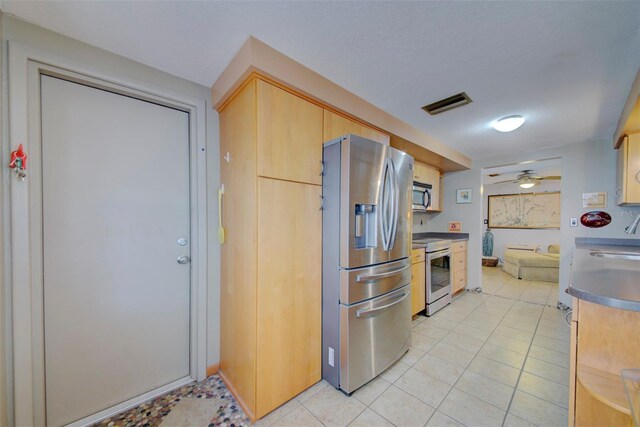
<box><xmin>2</xmin><ymin>1</ymin><xmax>639</xmax><ymax>160</ymax></box>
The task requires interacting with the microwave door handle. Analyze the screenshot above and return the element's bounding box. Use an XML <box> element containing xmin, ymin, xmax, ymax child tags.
<box><xmin>356</xmin><ymin>290</ymin><xmax>410</xmax><ymax>317</ymax></box>
<box><xmin>425</xmin><ymin>188</ymin><xmax>431</xmax><ymax>209</ymax></box>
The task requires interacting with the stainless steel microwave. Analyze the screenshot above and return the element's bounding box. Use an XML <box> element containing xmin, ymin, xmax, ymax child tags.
<box><xmin>412</xmin><ymin>182</ymin><xmax>432</xmax><ymax>211</ymax></box>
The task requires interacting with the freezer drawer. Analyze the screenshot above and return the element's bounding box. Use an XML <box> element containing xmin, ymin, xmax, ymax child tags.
<box><xmin>340</xmin><ymin>258</ymin><xmax>411</xmax><ymax>305</ymax></box>
<box><xmin>339</xmin><ymin>285</ymin><xmax>411</xmax><ymax>393</ymax></box>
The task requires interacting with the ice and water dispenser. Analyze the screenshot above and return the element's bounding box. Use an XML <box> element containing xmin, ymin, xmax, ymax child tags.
<box><xmin>354</xmin><ymin>203</ymin><xmax>377</xmax><ymax>249</ymax></box>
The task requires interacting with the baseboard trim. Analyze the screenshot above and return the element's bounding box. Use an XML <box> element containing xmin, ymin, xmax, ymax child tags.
<box><xmin>206</xmin><ymin>363</ymin><xmax>220</xmax><ymax>377</ymax></box>
<box><xmin>218</xmin><ymin>370</ymin><xmax>257</xmax><ymax>423</ymax></box>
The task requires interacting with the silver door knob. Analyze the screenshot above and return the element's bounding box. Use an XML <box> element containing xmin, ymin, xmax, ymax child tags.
<box><xmin>177</xmin><ymin>255</ymin><xmax>190</xmax><ymax>264</ymax></box>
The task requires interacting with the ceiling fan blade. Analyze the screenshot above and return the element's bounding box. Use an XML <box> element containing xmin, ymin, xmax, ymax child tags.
<box><xmin>491</xmin><ymin>179</ymin><xmax>518</xmax><ymax>184</ymax></box>
<box><xmin>543</xmin><ymin>175</ymin><xmax>561</xmax><ymax>180</ymax></box>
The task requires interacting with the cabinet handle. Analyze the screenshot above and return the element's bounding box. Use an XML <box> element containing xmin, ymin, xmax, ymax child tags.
<box><xmin>319</xmin><ymin>160</ymin><xmax>324</xmax><ymax>176</ymax></box>
<box><xmin>319</xmin><ymin>195</ymin><xmax>324</xmax><ymax>211</ymax></box>
<box><xmin>636</xmin><ymin>171</ymin><xmax>640</xmax><ymax>184</ymax></box>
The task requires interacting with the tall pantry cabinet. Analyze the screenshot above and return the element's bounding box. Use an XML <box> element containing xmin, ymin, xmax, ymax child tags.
<box><xmin>219</xmin><ymin>77</ymin><xmax>322</xmax><ymax>420</ymax></box>
<box><xmin>218</xmin><ymin>76</ymin><xmax>389</xmax><ymax>420</ymax></box>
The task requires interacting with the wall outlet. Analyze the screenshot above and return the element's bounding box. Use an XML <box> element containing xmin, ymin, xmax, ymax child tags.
<box><xmin>328</xmin><ymin>347</ymin><xmax>334</xmax><ymax>367</ymax></box>
<box><xmin>570</xmin><ymin>218</ymin><xmax>578</xmax><ymax>227</ymax></box>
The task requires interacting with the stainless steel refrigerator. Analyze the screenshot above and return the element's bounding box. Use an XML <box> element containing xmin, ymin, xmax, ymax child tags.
<box><xmin>322</xmin><ymin>134</ymin><xmax>413</xmax><ymax>394</ymax></box>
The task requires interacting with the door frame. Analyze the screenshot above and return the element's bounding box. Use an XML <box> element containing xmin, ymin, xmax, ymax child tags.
<box><xmin>5</xmin><ymin>41</ymin><xmax>208</xmax><ymax>426</ymax></box>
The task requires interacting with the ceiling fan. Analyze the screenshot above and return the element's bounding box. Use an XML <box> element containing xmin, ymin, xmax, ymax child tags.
<box><xmin>492</xmin><ymin>170</ymin><xmax>561</xmax><ymax>188</ymax></box>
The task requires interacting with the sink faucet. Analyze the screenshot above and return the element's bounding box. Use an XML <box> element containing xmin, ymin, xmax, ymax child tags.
<box><xmin>625</xmin><ymin>212</ymin><xmax>640</xmax><ymax>234</ymax></box>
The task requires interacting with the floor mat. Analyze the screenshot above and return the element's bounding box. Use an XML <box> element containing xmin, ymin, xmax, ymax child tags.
<box><xmin>95</xmin><ymin>375</ymin><xmax>250</xmax><ymax>427</ymax></box>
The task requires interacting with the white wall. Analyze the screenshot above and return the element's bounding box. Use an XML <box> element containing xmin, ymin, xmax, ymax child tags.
<box><xmin>426</xmin><ymin>137</ymin><xmax>640</xmax><ymax>308</ymax></box>
<box><xmin>0</xmin><ymin>15</ymin><xmax>221</xmax><ymax>390</ymax></box>
<box><xmin>483</xmin><ymin>180</ymin><xmax>561</xmax><ymax>261</ymax></box>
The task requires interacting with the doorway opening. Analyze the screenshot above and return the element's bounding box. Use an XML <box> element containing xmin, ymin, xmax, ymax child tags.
<box><xmin>480</xmin><ymin>157</ymin><xmax>562</xmax><ymax>308</ymax></box>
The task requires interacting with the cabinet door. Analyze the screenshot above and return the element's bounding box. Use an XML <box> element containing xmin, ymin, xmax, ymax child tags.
<box><xmin>616</xmin><ymin>140</ymin><xmax>626</xmax><ymax>205</ymax></box>
<box><xmin>413</xmin><ymin>162</ymin><xmax>429</xmax><ymax>182</ymax></box>
<box><xmin>414</xmin><ymin>162</ymin><xmax>442</xmax><ymax>211</ymax></box>
<box><xmin>256</xmin><ymin>178</ymin><xmax>322</xmax><ymax>417</ymax></box>
<box><xmin>425</xmin><ymin>167</ymin><xmax>441</xmax><ymax>211</ymax></box>
<box><xmin>625</xmin><ymin>133</ymin><xmax>640</xmax><ymax>203</ymax></box>
<box><xmin>452</xmin><ymin>241</ymin><xmax>467</xmax><ymax>293</ymax></box>
<box><xmin>411</xmin><ymin>261</ymin><xmax>426</xmax><ymax>315</ymax></box>
<box><xmin>323</xmin><ymin>109</ymin><xmax>390</xmax><ymax>145</ymax></box>
<box><xmin>257</xmin><ymin>80</ymin><xmax>323</xmax><ymax>185</ymax></box>
<box><xmin>453</xmin><ymin>269</ymin><xmax>466</xmax><ymax>293</ymax></box>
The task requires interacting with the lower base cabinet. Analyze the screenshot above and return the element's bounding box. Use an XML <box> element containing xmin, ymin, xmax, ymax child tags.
<box><xmin>452</xmin><ymin>240</ymin><xmax>467</xmax><ymax>293</ymax></box>
<box><xmin>411</xmin><ymin>249</ymin><xmax>426</xmax><ymax>315</ymax></box>
<box><xmin>570</xmin><ymin>298</ymin><xmax>639</xmax><ymax>426</ymax></box>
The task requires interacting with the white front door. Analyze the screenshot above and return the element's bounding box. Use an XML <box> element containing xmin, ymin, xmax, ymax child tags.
<box><xmin>39</xmin><ymin>75</ymin><xmax>191</xmax><ymax>426</ymax></box>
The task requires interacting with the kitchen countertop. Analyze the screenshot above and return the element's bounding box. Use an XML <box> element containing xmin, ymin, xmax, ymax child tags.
<box><xmin>412</xmin><ymin>232</ymin><xmax>469</xmax><ymax>242</ymax></box>
<box><xmin>568</xmin><ymin>237</ymin><xmax>640</xmax><ymax>312</ymax></box>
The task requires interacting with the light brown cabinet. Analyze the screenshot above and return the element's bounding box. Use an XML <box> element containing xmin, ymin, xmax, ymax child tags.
<box><xmin>569</xmin><ymin>298</ymin><xmax>639</xmax><ymax>426</ymax></box>
<box><xmin>413</xmin><ymin>161</ymin><xmax>442</xmax><ymax>211</ymax></box>
<box><xmin>256</xmin><ymin>177</ymin><xmax>321</xmax><ymax>416</ymax></box>
<box><xmin>257</xmin><ymin>80</ymin><xmax>324</xmax><ymax>185</ymax></box>
<box><xmin>411</xmin><ymin>249</ymin><xmax>426</xmax><ymax>315</ymax></box>
<box><xmin>452</xmin><ymin>240</ymin><xmax>467</xmax><ymax>294</ymax></box>
<box><xmin>219</xmin><ymin>77</ymin><xmax>322</xmax><ymax>421</ymax></box>
<box><xmin>616</xmin><ymin>132</ymin><xmax>640</xmax><ymax>205</ymax></box>
<box><xmin>219</xmin><ymin>74</ymin><xmax>407</xmax><ymax>421</ymax></box>
<box><xmin>323</xmin><ymin>109</ymin><xmax>390</xmax><ymax>145</ymax></box>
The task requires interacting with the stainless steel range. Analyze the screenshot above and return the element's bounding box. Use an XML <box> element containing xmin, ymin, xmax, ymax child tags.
<box><xmin>414</xmin><ymin>238</ymin><xmax>453</xmax><ymax>316</ymax></box>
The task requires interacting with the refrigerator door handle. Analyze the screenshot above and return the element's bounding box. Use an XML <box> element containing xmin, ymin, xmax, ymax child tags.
<box><xmin>380</xmin><ymin>158</ymin><xmax>391</xmax><ymax>251</ymax></box>
<box><xmin>356</xmin><ymin>264</ymin><xmax>410</xmax><ymax>282</ymax></box>
<box><xmin>355</xmin><ymin>290</ymin><xmax>410</xmax><ymax>317</ymax></box>
<box><xmin>388</xmin><ymin>158</ymin><xmax>399</xmax><ymax>250</ymax></box>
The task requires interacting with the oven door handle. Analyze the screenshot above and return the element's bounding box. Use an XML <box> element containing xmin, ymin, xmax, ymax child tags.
<box><xmin>356</xmin><ymin>291</ymin><xmax>410</xmax><ymax>317</ymax></box>
<box><xmin>427</xmin><ymin>249</ymin><xmax>452</xmax><ymax>260</ymax></box>
<box><xmin>356</xmin><ymin>264</ymin><xmax>410</xmax><ymax>282</ymax></box>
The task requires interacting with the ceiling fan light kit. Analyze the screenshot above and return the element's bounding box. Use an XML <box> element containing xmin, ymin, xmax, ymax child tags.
<box><xmin>492</xmin><ymin>169</ymin><xmax>561</xmax><ymax>186</ymax></box>
<box><xmin>493</xmin><ymin>115</ymin><xmax>525</xmax><ymax>132</ymax></box>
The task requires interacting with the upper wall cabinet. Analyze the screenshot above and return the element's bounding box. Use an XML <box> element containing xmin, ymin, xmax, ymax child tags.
<box><xmin>323</xmin><ymin>109</ymin><xmax>390</xmax><ymax>145</ymax></box>
<box><xmin>257</xmin><ymin>80</ymin><xmax>324</xmax><ymax>185</ymax></box>
<box><xmin>413</xmin><ymin>161</ymin><xmax>442</xmax><ymax>211</ymax></box>
<box><xmin>616</xmin><ymin>132</ymin><xmax>640</xmax><ymax>205</ymax></box>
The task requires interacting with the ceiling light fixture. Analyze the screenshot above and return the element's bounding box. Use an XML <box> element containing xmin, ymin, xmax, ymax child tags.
<box><xmin>493</xmin><ymin>115</ymin><xmax>525</xmax><ymax>132</ymax></box>
<box><xmin>519</xmin><ymin>180</ymin><xmax>536</xmax><ymax>189</ymax></box>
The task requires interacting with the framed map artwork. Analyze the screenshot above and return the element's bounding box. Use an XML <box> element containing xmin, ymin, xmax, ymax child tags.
<box><xmin>488</xmin><ymin>192</ymin><xmax>561</xmax><ymax>229</ymax></box>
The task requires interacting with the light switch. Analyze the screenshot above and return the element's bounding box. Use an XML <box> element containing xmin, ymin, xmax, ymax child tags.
<box><xmin>570</xmin><ymin>218</ymin><xmax>578</xmax><ymax>227</ymax></box>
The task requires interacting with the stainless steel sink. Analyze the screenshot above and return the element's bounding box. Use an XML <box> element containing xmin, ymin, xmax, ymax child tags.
<box><xmin>590</xmin><ymin>251</ymin><xmax>640</xmax><ymax>261</ymax></box>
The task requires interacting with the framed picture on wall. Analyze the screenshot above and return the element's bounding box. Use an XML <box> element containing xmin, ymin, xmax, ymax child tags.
<box><xmin>456</xmin><ymin>188</ymin><xmax>472</xmax><ymax>204</ymax></box>
<box><xmin>487</xmin><ymin>192</ymin><xmax>561</xmax><ymax>229</ymax></box>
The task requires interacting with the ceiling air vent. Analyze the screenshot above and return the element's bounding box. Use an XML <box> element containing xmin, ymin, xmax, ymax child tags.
<box><xmin>422</xmin><ymin>92</ymin><xmax>472</xmax><ymax>115</ymax></box>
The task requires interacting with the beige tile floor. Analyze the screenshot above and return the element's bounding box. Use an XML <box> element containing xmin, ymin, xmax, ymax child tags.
<box><xmin>257</xmin><ymin>267</ymin><xmax>569</xmax><ymax>427</ymax></box>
